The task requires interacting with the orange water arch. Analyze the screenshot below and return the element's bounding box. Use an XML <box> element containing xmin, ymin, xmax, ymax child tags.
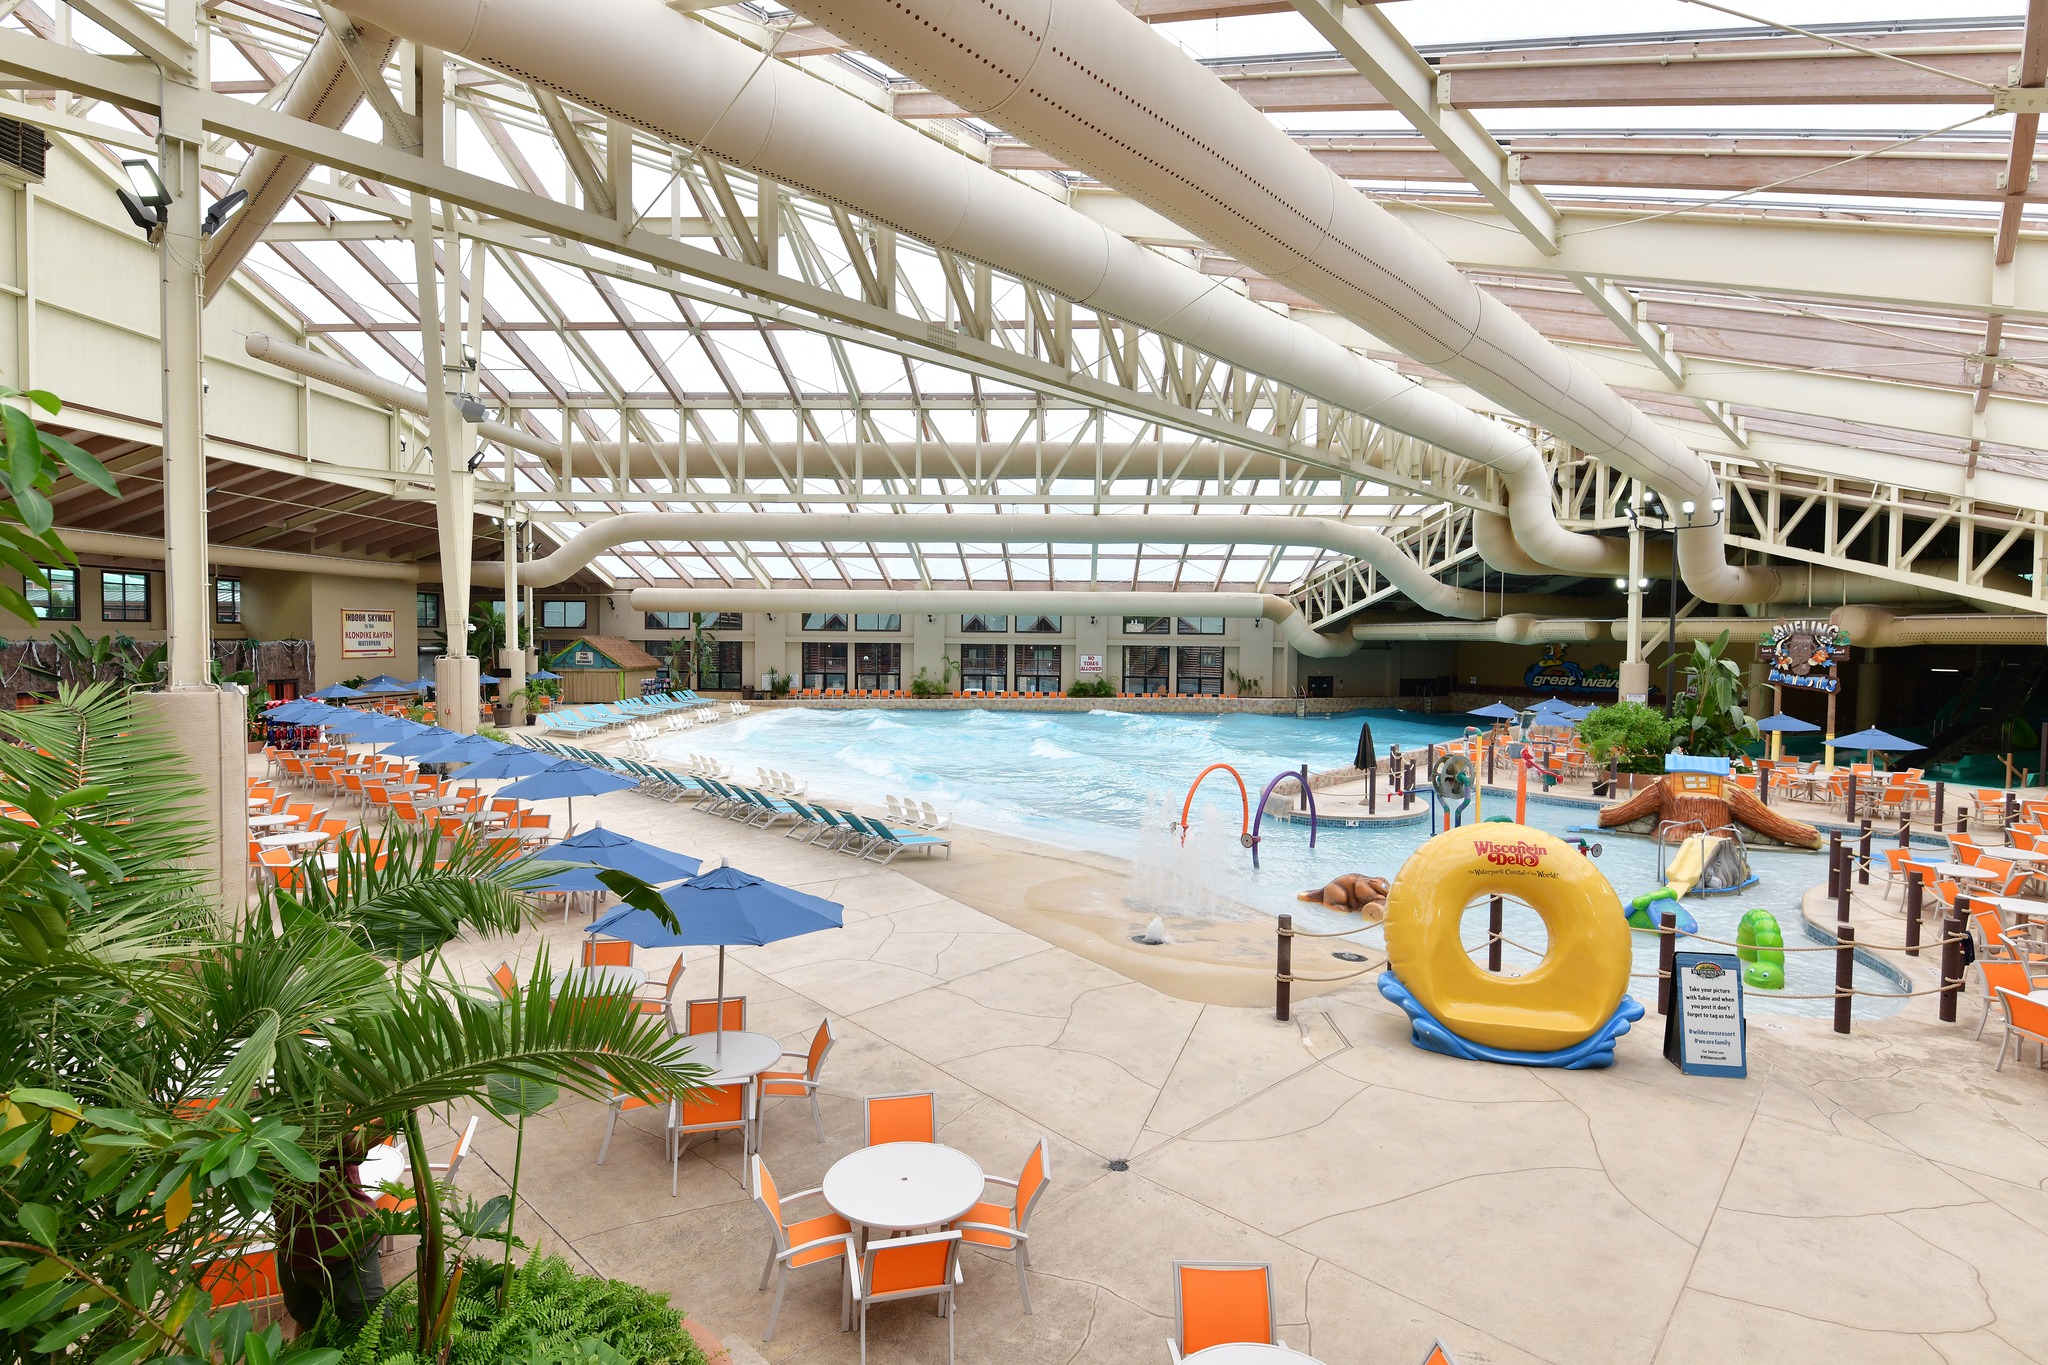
<box><xmin>1178</xmin><ymin>763</ymin><xmax>1250</xmax><ymax>846</ymax></box>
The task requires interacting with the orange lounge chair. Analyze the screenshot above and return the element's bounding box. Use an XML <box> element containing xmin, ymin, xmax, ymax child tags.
<box><xmin>863</xmin><ymin>1091</ymin><xmax>935</xmax><ymax>1146</ymax></box>
<box><xmin>760</xmin><ymin>1019</ymin><xmax>835</xmax><ymax>1141</ymax></box>
<box><xmin>751</xmin><ymin>1154</ymin><xmax>852</xmax><ymax>1341</ymax></box>
<box><xmin>952</xmin><ymin>1136</ymin><xmax>1050</xmax><ymax>1313</ymax></box>
<box><xmin>1170</xmin><ymin>1261</ymin><xmax>1280</xmax><ymax>1361</ymax></box>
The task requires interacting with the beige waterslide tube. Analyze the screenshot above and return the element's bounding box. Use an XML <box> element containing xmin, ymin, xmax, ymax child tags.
<box><xmin>328</xmin><ymin>0</ymin><xmax>1624</xmax><ymax>581</ymax></box>
<box><xmin>203</xmin><ymin>22</ymin><xmax>400</xmax><ymax>302</ymax></box>
<box><xmin>58</xmin><ymin>527</ymin><xmax>418</xmax><ymax>581</ymax></box>
<box><xmin>788</xmin><ymin>0</ymin><xmax>1785</xmax><ymax>606</ymax></box>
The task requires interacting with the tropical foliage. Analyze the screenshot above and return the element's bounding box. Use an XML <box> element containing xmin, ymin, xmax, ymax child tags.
<box><xmin>306</xmin><ymin>1254</ymin><xmax>707</xmax><ymax>1365</ymax></box>
<box><xmin>1576</xmin><ymin>700</ymin><xmax>1676</xmax><ymax>773</ymax></box>
<box><xmin>1668</xmin><ymin>629</ymin><xmax>1760</xmax><ymax>758</ymax></box>
<box><xmin>0</xmin><ymin>385</ymin><xmax>118</xmax><ymax>626</ymax></box>
<box><xmin>0</xmin><ymin>685</ymin><xmax>708</xmax><ymax>1363</ymax></box>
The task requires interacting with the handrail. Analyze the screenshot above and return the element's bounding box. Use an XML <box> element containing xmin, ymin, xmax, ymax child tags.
<box><xmin>1248</xmin><ymin>771</ymin><xmax>1318</xmax><ymax>868</ymax></box>
<box><xmin>1177</xmin><ymin>763</ymin><xmax>1249</xmax><ymax>848</ymax></box>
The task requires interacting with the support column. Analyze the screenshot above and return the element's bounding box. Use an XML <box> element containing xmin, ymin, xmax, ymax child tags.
<box><xmin>1855</xmin><ymin>652</ymin><xmax>1882</xmax><ymax>732</ymax></box>
<box><xmin>501</xmin><ymin>514</ymin><xmax>526</xmax><ymax>727</ymax></box>
<box><xmin>410</xmin><ymin>47</ymin><xmax>480</xmax><ymax>730</ymax></box>
<box><xmin>132</xmin><ymin>0</ymin><xmax>244</xmax><ymax>920</ymax></box>
<box><xmin>1618</xmin><ymin>494</ymin><xmax>1649</xmax><ymax>704</ymax></box>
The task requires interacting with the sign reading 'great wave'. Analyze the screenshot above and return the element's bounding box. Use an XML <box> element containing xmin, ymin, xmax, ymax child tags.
<box><xmin>1522</xmin><ymin>644</ymin><xmax>1620</xmax><ymax>696</ymax></box>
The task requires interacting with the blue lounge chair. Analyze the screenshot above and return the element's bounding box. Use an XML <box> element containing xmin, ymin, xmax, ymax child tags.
<box><xmin>848</xmin><ymin>812</ymin><xmax>950</xmax><ymax>863</ymax></box>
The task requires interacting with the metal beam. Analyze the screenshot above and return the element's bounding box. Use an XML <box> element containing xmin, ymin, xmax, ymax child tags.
<box><xmin>1285</xmin><ymin>0</ymin><xmax>1560</xmax><ymax>254</ymax></box>
<box><xmin>66</xmin><ymin>0</ymin><xmax>195</xmax><ymax>76</ymax></box>
<box><xmin>308</xmin><ymin>1</ymin><xmax>418</xmax><ymax>150</ymax></box>
<box><xmin>1567</xmin><ymin>274</ymin><xmax>1747</xmax><ymax>446</ymax></box>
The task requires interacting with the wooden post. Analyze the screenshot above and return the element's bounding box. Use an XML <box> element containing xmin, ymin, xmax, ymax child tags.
<box><xmin>1426</xmin><ymin>743</ymin><xmax>1437</xmax><ymax>781</ymax></box>
<box><xmin>1857</xmin><ymin>819</ymin><xmax>1872</xmax><ymax>886</ymax></box>
<box><xmin>2007</xmin><ymin>790</ymin><xmax>2019</xmax><ymax>829</ymax></box>
<box><xmin>1402</xmin><ymin>760</ymin><xmax>1414</xmax><ymax>810</ymax></box>
<box><xmin>1903</xmin><ymin>868</ymin><xmax>1922</xmax><ymax>956</ymax></box>
<box><xmin>1836</xmin><ymin>852</ymin><xmax>1852</xmax><ymax>923</ymax></box>
<box><xmin>1487</xmin><ymin>895</ymin><xmax>1503</xmax><ymax>973</ymax></box>
<box><xmin>1297</xmin><ymin>763</ymin><xmax>1309</xmax><ymax>812</ymax></box>
<box><xmin>1844</xmin><ymin>770</ymin><xmax>1858</xmax><ymax>823</ymax></box>
<box><xmin>1898</xmin><ymin>819</ymin><xmax>1911</xmax><ymax>847</ymax></box>
<box><xmin>1827</xmin><ymin>830</ymin><xmax>1842</xmax><ymax>898</ymax></box>
<box><xmin>1657</xmin><ymin>910</ymin><xmax>1677</xmax><ymax>1016</ymax></box>
<box><xmin>1759</xmin><ymin>759</ymin><xmax>1771</xmax><ymax>807</ymax></box>
<box><xmin>1939</xmin><ymin>908</ymin><xmax>1966</xmax><ymax>1022</ymax></box>
<box><xmin>1834</xmin><ymin>924</ymin><xmax>1855</xmax><ymax>1034</ymax></box>
<box><xmin>1275</xmin><ymin>913</ymin><xmax>1292</xmax><ymax>1023</ymax></box>
<box><xmin>1933</xmin><ymin>780</ymin><xmax>1945</xmax><ymax>828</ymax></box>
<box><xmin>1958</xmin><ymin>800</ymin><xmax>1969</xmax><ymax>835</ymax></box>
<box><xmin>1486</xmin><ymin>741</ymin><xmax>1496</xmax><ymax>786</ymax></box>
<box><xmin>1366</xmin><ymin>760</ymin><xmax>1377</xmax><ymax>815</ymax></box>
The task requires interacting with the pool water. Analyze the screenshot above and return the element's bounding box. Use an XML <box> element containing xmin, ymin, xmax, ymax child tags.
<box><xmin>652</xmin><ymin>706</ymin><xmax>1906</xmax><ymax>1019</ymax></box>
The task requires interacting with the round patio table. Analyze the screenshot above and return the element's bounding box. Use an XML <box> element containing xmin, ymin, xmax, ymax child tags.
<box><xmin>257</xmin><ymin>830</ymin><xmax>331</xmax><ymax>851</ymax></box>
<box><xmin>824</xmin><ymin>1142</ymin><xmax>984</xmax><ymax>1236</ymax></box>
<box><xmin>1181</xmin><ymin>1347</ymin><xmax>1322</xmax><ymax>1364</ymax></box>
<box><xmin>661</xmin><ymin>1030</ymin><xmax>781</xmax><ymax>1087</ymax></box>
<box><xmin>550</xmin><ymin>964</ymin><xmax>647</xmax><ymax>996</ymax></box>
<box><xmin>1927</xmin><ymin>862</ymin><xmax>1999</xmax><ymax>881</ymax></box>
<box><xmin>248</xmin><ymin>813</ymin><xmax>299</xmax><ymax>830</ymax></box>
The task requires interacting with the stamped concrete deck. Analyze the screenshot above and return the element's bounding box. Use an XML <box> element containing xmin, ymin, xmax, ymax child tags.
<box><xmin>420</xmin><ymin>778</ymin><xmax>2048</xmax><ymax>1365</ymax></box>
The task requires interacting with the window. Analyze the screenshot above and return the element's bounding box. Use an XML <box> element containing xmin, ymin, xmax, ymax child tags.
<box><xmin>213</xmin><ymin>577</ymin><xmax>242</xmax><ymax>624</ymax></box>
<box><xmin>1176</xmin><ymin>645</ymin><xmax>1224</xmax><ymax>695</ymax></box>
<box><xmin>801</xmin><ymin>641</ymin><xmax>847</xmax><ymax>690</ymax></box>
<box><xmin>416</xmin><ymin>591</ymin><xmax>442</xmax><ymax>630</ymax></box>
<box><xmin>702</xmin><ymin>640</ymin><xmax>744</xmax><ymax>691</ymax></box>
<box><xmin>25</xmin><ymin>567</ymin><xmax>77</xmax><ymax>621</ymax></box>
<box><xmin>855</xmin><ymin>641</ymin><xmax>902</xmax><ymax>691</ymax></box>
<box><xmin>1016</xmin><ymin>614</ymin><xmax>1061</xmax><ymax>633</ymax></box>
<box><xmin>803</xmin><ymin>612</ymin><xmax>849</xmax><ymax>632</ymax></box>
<box><xmin>101</xmin><ymin>570</ymin><xmax>149</xmax><ymax>623</ymax></box>
<box><xmin>959</xmin><ymin>643</ymin><xmax>1008</xmax><ymax>692</ymax></box>
<box><xmin>1016</xmin><ymin>644</ymin><xmax>1061</xmax><ymax>692</ymax></box>
<box><xmin>1122</xmin><ymin>645</ymin><xmax>1169</xmax><ymax>694</ymax></box>
<box><xmin>645</xmin><ymin>610</ymin><xmax>741</xmax><ymax>630</ymax></box>
<box><xmin>960</xmin><ymin>614</ymin><xmax>1008</xmax><ymax>633</ymax></box>
<box><xmin>1122</xmin><ymin>616</ymin><xmax>1169</xmax><ymax>635</ymax></box>
<box><xmin>541</xmin><ymin>599</ymin><xmax>588</xmax><ymax>629</ymax></box>
<box><xmin>855</xmin><ymin>613</ymin><xmax>902</xmax><ymax>632</ymax></box>
<box><xmin>1176</xmin><ymin>616</ymin><xmax>1225</xmax><ymax>636</ymax></box>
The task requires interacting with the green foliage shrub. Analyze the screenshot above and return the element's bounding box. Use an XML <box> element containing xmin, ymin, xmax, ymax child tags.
<box><xmin>1066</xmin><ymin>677</ymin><xmax>1115</xmax><ymax>698</ymax></box>
<box><xmin>1576</xmin><ymin>701</ymin><xmax>1674</xmax><ymax>774</ymax></box>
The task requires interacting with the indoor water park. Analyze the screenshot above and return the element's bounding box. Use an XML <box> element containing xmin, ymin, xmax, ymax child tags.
<box><xmin>14</xmin><ymin>2</ymin><xmax>2048</xmax><ymax>1363</ymax></box>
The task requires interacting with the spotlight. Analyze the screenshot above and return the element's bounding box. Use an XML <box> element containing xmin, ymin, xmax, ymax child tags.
<box><xmin>453</xmin><ymin>394</ymin><xmax>490</xmax><ymax>423</ymax></box>
<box><xmin>200</xmin><ymin>189</ymin><xmax>248</xmax><ymax>238</ymax></box>
<box><xmin>1710</xmin><ymin>496</ymin><xmax>1725</xmax><ymax>513</ymax></box>
<box><xmin>1680</xmin><ymin>500</ymin><xmax>1696</xmax><ymax>516</ymax></box>
<box><xmin>464</xmin><ymin>448</ymin><xmax>488</xmax><ymax>473</ymax></box>
<box><xmin>122</xmin><ymin>157</ymin><xmax>169</xmax><ymax>207</ymax></box>
<box><xmin>1614</xmin><ymin>578</ymin><xmax>1627</xmax><ymax>589</ymax></box>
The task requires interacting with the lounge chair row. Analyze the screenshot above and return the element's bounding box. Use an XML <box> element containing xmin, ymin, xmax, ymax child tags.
<box><xmin>534</xmin><ymin>692</ymin><xmax>712</xmax><ymax>735</ymax></box>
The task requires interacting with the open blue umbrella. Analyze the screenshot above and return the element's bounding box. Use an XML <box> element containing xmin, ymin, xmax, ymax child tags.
<box><xmin>383</xmin><ymin>725</ymin><xmax>463</xmax><ymax>758</ymax></box>
<box><xmin>530</xmin><ymin>669</ymin><xmax>561</xmax><ymax>681</ymax></box>
<box><xmin>547</xmin><ymin>826</ymin><xmax>701</xmax><ymax>884</ymax></box>
<box><xmin>412</xmin><ymin>734</ymin><xmax>510</xmax><ymax>765</ymax></box>
<box><xmin>1829</xmin><ymin>727</ymin><xmax>1925</xmax><ymax>766</ymax></box>
<box><xmin>1469</xmin><ymin>702</ymin><xmax>1521</xmax><ymax>721</ymax></box>
<box><xmin>455</xmin><ymin>745</ymin><xmax>558</xmax><ymax>781</ymax></box>
<box><xmin>410</xmin><ymin>676</ymin><xmax>438</xmax><ymax>692</ymax></box>
<box><xmin>265</xmin><ymin>700</ymin><xmax>332</xmax><ymax>724</ymax></box>
<box><xmin>360</xmin><ymin>679</ymin><xmax>413</xmax><ymax>695</ymax></box>
<box><xmin>496</xmin><ymin>760</ymin><xmax>638</xmax><ymax>832</ymax></box>
<box><xmin>310</xmin><ymin>683</ymin><xmax>368</xmax><ymax>700</ymax></box>
<box><xmin>324</xmin><ymin>714</ymin><xmax>419</xmax><ymax>747</ymax></box>
<box><xmin>588</xmin><ymin>859</ymin><xmax>841</xmax><ymax>1058</ymax></box>
<box><xmin>1756</xmin><ymin>714</ymin><xmax>1821</xmax><ymax>733</ymax></box>
<box><xmin>478</xmin><ymin>674</ymin><xmax>501</xmax><ymax>686</ymax></box>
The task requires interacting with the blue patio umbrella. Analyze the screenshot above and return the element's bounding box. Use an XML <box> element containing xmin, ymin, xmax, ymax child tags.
<box><xmin>547</xmin><ymin>826</ymin><xmax>701</xmax><ymax>884</ymax></box>
<box><xmin>382</xmin><ymin>725</ymin><xmax>463</xmax><ymax>758</ymax></box>
<box><xmin>455</xmin><ymin>745</ymin><xmax>558</xmax><ymax>781</ymax></box>
<box><xmin>530</xmin><ymin>669</ymin><xmax>561</xmax><ymax>680</ymax></box>
<box><xmin>360</xmin><ymin>678</ymin><xmax>414</xmax><ymax>694</ymax></box>
<box><xmin>478</xmin><ymin>674</ymin><xmax>501</xmax><ymax>686</ymax></box>
<box><xmin>1829</xmin><ymin>727</ymin><xmax>1925</xmax><ymax>767</ymax></box>
<box><xmin>410</xmin><ymin>676</ymin><xmax>438</xmax><ymax>692</ymax></box>
<box><xmin>324</xmin><ymin>713</ymin><xmax>419</xmax><ymax>748</ymax></box>
<box><xmin>518</xmin><ymin>864</ymin><xmax>615</xmax><ymax>895</ymax></box>
<box><xmin>1468</xmin><ymin>702</ymin><xmax>1522</xmax><ymax>721</ymax></box>
<box><xmin>1756</xmin><ymin>714</ymin><xmax>1821</xmax><ymax>733</ymax></box>
<box><xmin>588</xmin><ymin>859</ymin><xmax>841</xmax><ymax>1058</ymax></box>
<box><xmin>310</xmin><ymin>683</ymin><xmax>368</xmax><ymax>700</ymax></box>
<box><xmin>496</xmin><ymin>760</ymin><xmax>638</xmax><ymax>833</ymax></box>
<box><xmin>265</xmin><ymin>700</ymin><xmax>332</xmax><ymax>725</ymax></box>
<box><xmin>412</xmin><ymin>734</ymin><xmax>511</xmax><ymax>765</ymax></box>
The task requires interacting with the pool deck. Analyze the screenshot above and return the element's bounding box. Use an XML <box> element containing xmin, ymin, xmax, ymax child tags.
<box><xmin>406</xmin><ymin>762</ymin><xmax>2048</xmax><ymax>1365</ymax></box>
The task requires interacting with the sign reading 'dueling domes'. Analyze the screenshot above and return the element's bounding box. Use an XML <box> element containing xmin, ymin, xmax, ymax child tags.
<box><xmin>1758</xmin><ymin>619</ymin><xmax>1851</xmax><ymax>693</ymax></box>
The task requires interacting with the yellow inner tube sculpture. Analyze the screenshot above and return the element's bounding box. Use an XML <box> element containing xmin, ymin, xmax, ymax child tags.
<box><xmin>1382</xmin><ymin>824</ymin><xmax>1633</xmax><ymax>1055</ymax></box>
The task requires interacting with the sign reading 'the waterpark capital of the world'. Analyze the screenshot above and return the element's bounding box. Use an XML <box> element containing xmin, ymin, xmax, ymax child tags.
<box><xmin>339</xmin><ymin>608</ymin><xmax>397</xmax><ymax>659</ymax></box>
<box><xmin>1759</xmin><ymin>619</ymin><xmax>1851</xmax><ymax>693</ymax></box>
<box><xmin>1663</xmin><ymin>951</ymin><xmax>1748</xmax><ymax>1079</ymax></box>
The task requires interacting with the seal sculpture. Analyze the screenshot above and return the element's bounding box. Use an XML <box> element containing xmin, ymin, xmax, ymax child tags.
<box><xmin>1298</xmin><ymin>873</ymin><xmax>1390</xmax><ymax>917</ymax></box>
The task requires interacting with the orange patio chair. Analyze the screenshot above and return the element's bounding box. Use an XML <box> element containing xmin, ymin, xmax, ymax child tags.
<box><xmin>952</xmin><ymin>1136</ymin><xmax>1051</xmax><ymax>1313</ymax></box>
<box><xmin>1992</xmin><ymin>985</ymin><xmax>2048</xmax><ymax>1070</ymax></box>
<box><xmin>489</xmin><ymin>961</ymin><xmax>520</xmax><ymax>1000</ymax></box>
<box><xmin>583</xmin><ymin>938</ymin><xmax>635</xmax><ymax>968</ymax></box>
<box><xmin>750</xmin><ymin>1154</ymin><xmax>852</xmax><ymax>1341</ymax></box>
<box><xmin>674</xmin><ymin>1082</ymin><xmax>753</xmax><ymax>1196</ymax></box>
<box><xmin>760</xmin><ymin>1019</ymin><xmax>835</xmax><ymax>1141</ymax></box>
<box><xmin>863</xmin><ymin>1091</ymin><xmax>935</xmax><ymax>1147</ymax></box>
<box><xmin>597</xmin><ymin>1076</ymin><xmax>674</xmax><ymax>1174</ymax></box>
<box><xmin>684</xmin><ymin>997</ymin><xmax>747</xmax><ymax>1035</ymax></box>
<box><xmin>846</xmin><ymin>1230</ymin><xmax>963</xmax><ymax>1365</ymax></box>
<box><xmin>634</xmin><ymin>955</ymin><xmax>688</xmax><ymax>1027</ymax></box>
<box><xmin>196</xmin><ymin>1242</ymin><xmax>281</xmax><ymax>1307</ymax></box>
<box><xmin>375</xmin><ymin>1115</ymin><xmax>479</xmax><ymax>1216</ymax></box>
<box><xmin>1171</xmin><ymin>1261</ymin><xmax>1280</xmax><ymax>1361</ymax></box>
<box><xmin>1975</xmin><ymin>955</ymin><xmax>2048</xmax><ymax>1042</ymax></box>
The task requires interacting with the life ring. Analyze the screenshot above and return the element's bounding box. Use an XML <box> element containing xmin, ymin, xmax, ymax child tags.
<box><xmin>1380</xmin><ymin>824</ymin><xmax>1632</xmax><ymax>1054</ymax></box>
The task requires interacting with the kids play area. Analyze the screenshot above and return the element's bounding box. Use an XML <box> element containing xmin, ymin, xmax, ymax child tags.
<box><xmin>11</xmin><ymin>2</ymin><xmax>2048</xmax><ymax>1363</ymax></box>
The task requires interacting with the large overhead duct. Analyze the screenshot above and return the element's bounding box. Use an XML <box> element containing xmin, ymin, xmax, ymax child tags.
<box><xmin>243</xmin><ymin>334</ymin><xmax>1558</xmax><ymax>620</ymax></box>
<box><xmin>203</xmin><ymin>22</ymin><xmax>399</xmax><ymax>302</ymax></box>
<box><xmin>788</xmin><ymin>0</ymin><xmax>1786</xmax><ymax>606</ymax></box>
<box><xmin>630</xmin><ymin>587</ymin><xmax>1360</xmax><ymax>657</ymax></box>
<box><xmin>328</xmin><ymin>0</ymin><xmax>1626</xmax><ymax>581</ymax></box>
<box><xmin>1349</xmin><ymin>614</ymin><xmax>1607</xmax><ymax>644</ymax></box>
<box><xmin>58</xmin><ymin>528</ymin><xmax>418</xmax><ymax>581</ymax></box>
<box><xmin>473</xmin><ymin>510</ymin><xmax>1606</xmax><ymax>620</ymax></box>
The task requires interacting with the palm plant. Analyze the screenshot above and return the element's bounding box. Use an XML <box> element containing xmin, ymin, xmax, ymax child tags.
<box><xmin>0</xmin><ymin>685</ymin><xmax>708</xmax><ymax>1363</ymax></box>
<box><xmin>1668</xmin><ymin>629</ymin><xmax>1760</xmax><ymax>759</ymax></box>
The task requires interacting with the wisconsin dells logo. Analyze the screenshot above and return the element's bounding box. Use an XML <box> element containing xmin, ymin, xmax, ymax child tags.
<box><xmin>1473</xmin><ymin>839</ymin><xmax>1546</xmax><ymax>868</ymax></box>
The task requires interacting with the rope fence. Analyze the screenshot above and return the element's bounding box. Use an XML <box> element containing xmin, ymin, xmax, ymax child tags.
<box><xmin>1274</xmin><ymin>898</ymin><xmax>1979</xmax><ymax>1037</ymax></box>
